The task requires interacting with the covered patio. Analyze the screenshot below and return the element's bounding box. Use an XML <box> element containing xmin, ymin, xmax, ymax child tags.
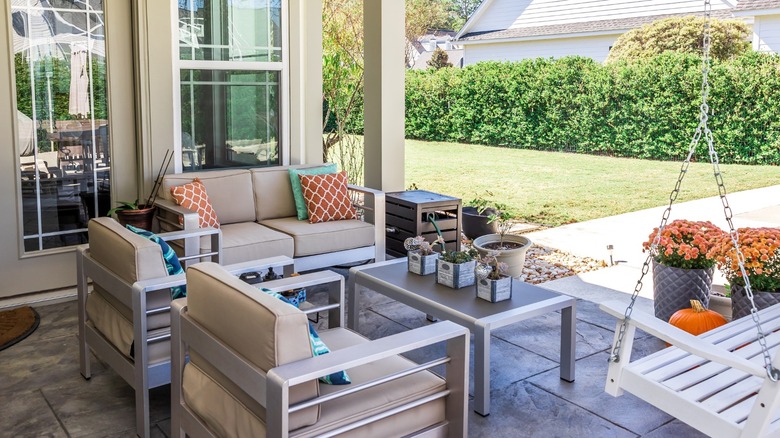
<box><xmin>1</xmin><ymin>269</ymin><xmax>698</xmax><ymax>437</ymax></box>
<box><xmin>3</xmin><ymin>1</ymin><xmax>780</xmax><ymax>437</ymax></box>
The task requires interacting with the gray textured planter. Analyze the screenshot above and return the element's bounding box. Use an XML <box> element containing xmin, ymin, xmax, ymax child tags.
<box><xmin>436</xmin><ymin>259</ymin><xmax>476</xmax><ymax>289</ymax></box>
<box><xmin>730</xmin><ymin>284</ymin><xmax>780</xmax><ymax>320</ymax></box>
<box><xmin>472</xmin><ymin>234</ymin><xmax>532</xmax><ymax>278</ymax></box>
<box><xmin>407</xmin><ymin>251</ymin><xmax>438</xmax><ymax>276</ymax></box>
<box><xmin>652</xmin><ymin>261</ymin><xmax>714</xmax><ymax>322</ymax></box>
<box><xmin>476</xmin><ymin>276</ymin><xmax>512</xmax><ymax>303</ymax></box>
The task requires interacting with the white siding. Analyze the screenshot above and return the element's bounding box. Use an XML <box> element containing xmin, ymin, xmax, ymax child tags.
<box><xmin>470</xmin><ymin>0</ymin><xmax>532</xmax><ymax>33</ymax></box>
<box><xmin>466</xmin><ymin>0</ymin><xmax>734</xmax><ymax>34</ymax></box>
<box><xmin>463</xmin><ymin>34</ymin><xmax>619</xmax><ymax>65</ymax></box>
<box><xmin>755</xmin><ymin>15</ymin><xmax>780</xmax><ymax>53</ymax></box>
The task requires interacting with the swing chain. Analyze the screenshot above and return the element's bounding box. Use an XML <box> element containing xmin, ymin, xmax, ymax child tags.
<box><xmin>611</xmin><ymin>0</ymin><xmax>780</xmax><ymax>381</ymax></box>
<box><xmin>609</xmin><ymin>114</ymin><xmax>701</xmax><ymax>363</ymax></box>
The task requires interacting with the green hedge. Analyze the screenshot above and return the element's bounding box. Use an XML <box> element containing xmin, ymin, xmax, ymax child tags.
<box><xmin>405</xmin><ymin>52</ymin><xmax>780</xmax><ymax>164</ymax></box>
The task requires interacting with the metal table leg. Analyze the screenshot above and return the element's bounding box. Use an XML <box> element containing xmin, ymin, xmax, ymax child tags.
<box><xmin>473</xmin><ymin>322</ymin><xmax>491</xmax><ymax>416</ymax></box>
<box><xmin>560</xmin><ymin>303</ymin><xmax>576</xmax><ymax>382</ymax></box>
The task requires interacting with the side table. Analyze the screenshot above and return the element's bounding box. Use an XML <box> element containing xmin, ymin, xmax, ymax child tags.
<box><xmin>385</xmin><ymin>190</ymin><xmax>462</xmax><ymax>257</ymax></box>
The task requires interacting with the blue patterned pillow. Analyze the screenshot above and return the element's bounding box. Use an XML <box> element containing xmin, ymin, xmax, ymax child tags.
<box><xmin>261</xmin><ymin>288</ymin><xmax>351</xmax><ymax>385</ymax></box>
<box><xmin>126</xmin><ymin>225</ymin><xmax>186</xmax><ymax>299</ymax></box>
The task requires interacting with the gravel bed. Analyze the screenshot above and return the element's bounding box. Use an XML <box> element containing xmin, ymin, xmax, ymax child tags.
<box><xmin>519</xmin><ymin>244</ymin><xmax>608</xmax><ymax>285</ymax></box>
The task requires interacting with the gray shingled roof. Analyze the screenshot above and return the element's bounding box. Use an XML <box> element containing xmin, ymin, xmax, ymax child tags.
<box><xmin>735</xmin><ymin>0</ymin><xmax>780</xmax><ymax>11</ymax></box>
<box><xmin>458</xmin><ymin>10</ymin><xmax>733</xmax><ymax>42</ymax></box>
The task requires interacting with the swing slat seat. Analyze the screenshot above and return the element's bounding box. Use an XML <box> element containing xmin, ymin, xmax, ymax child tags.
<box><xmin>601</xmin><ymin>300</ymin><xmax>780</xmax><ymax>438</ymax></box>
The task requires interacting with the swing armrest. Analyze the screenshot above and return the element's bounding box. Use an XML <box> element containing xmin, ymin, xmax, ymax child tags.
<box><xmin>600</xmin><ymin>300</ymin><xmax>766</xmax><ymax>378</ymax></box>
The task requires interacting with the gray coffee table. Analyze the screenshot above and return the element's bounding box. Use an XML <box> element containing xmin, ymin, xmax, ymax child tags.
<box><xmin>347</xmin><ymin>258</ymin><xmax>576</xmax><ymax>416</ymax></box>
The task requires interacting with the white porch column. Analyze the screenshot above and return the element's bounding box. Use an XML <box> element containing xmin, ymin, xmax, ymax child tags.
<box><xmin>363</xmin><ymin>0</ymin><xmax>405</xmax><ymax>191</ymax></box>
<box><xmin>290</xmin><ymin>0</ymin><xmax>323</xmax><ymax>165</ymax></box>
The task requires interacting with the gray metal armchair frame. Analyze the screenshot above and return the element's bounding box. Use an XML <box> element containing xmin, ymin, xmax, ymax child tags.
<box><xmin>77</xmin><ymin>223</ymin><xmax>294</xmax><ymax>438</ymax></box>
<box><xmin>171</xmin><ymin>270</ymin><xmax>469</xmax><ymax>438</ymax></box>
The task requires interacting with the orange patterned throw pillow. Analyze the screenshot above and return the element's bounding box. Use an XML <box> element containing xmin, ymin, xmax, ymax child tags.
<box><xmin>299</xmin><ymin>171</ymin><xmax>356</xmax><ymax>223</ymax></box>
<box><xmin>169</xmin><ymin>178</ymin><xmax>220</xmax><ymax>228</ymax></box>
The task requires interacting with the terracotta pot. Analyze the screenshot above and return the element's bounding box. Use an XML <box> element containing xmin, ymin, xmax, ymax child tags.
<box><xmin>651</xmin><ymin>261</ymin><xmax>714</xmax><ymax>322</ymax></box>
<box><xmin>116</xmin><ymin>205</ymin><xmax>156</xmax><ymax>231</ymax></box>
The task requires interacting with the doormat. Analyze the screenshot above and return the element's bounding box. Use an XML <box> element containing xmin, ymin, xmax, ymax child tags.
<box><xmin>0</xmin><ymin>306</ymin><xmax>40</xmax><ymax>351</ymax></box>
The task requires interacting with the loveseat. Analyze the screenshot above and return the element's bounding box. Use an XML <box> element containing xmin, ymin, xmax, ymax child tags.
<box><xmin>156</xmin><ymin>165</ymin><xmax>385</xmax><ymax>272</ymax></box>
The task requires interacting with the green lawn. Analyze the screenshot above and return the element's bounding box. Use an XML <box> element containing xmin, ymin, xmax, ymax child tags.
<box><xmin>405</xmin><ymin>140</ymin><xmax>780</xmax><ymax>227</ymax></box>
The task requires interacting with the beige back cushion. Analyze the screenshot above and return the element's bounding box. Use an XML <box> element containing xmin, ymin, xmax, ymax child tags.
<box><xmin>251</xmin><ymin>164</ymin><xmax>325</xmax><ymax>220</ymax></box>
<box><xmin>88</xmin><ymin>217</ymin><xmax>168</xmax><ymax>284</ymax></box>
<box><xmin>162</xmin><ymin>170</ymin><xmax>255</xmax><ymax>224</ymax></box>
<box><xmin>185</xmin><ymin>262</ymin><xmax>319</xmax><ymax>425</ymax></box>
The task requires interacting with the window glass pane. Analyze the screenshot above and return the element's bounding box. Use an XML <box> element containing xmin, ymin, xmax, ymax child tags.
<box><xmin>180</xmin><ymin>69</ymin><xmax>280</xmax><ymax>170</ymax></box>
<box><xmin>12</xmin><ymin>1</ymin><xmax>110</xmax><ymax>252</ymax></box>
<box><xmin>178</xmin><ymin>0</ymin><xmax>282</xmax><ymax>62</ymax></box>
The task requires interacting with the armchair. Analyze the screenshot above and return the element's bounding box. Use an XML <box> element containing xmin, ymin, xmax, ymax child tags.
<box><xmin>171</xmin><ymin>262</ymin><xmax>469</xmax><ymax>437</ymax></box>
<box><xmin>76</xmin><ymin>217</ymin><xmax>294</xmax><ymax>437</ymax></box>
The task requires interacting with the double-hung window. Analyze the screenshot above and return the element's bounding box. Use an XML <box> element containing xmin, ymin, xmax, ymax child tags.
<box><xmin>175</xmin><ymin>0</ymin><xmax>286</xmax><ymax>172</ymax></box>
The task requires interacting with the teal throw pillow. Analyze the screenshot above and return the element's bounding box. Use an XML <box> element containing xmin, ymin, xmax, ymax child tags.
<box><xmin>126</xmin><ymin>225</ymin><xmax>186</xmax><ymax>299</ymax></box>
<box><xmin>260</xmin><ymin>288</ymin><xmax>351</xmax><ymax>385</ymax></box>
<box><xmin>289</xmin><ymin>164</ymin><xmax>338</xmax><ymax>220</ymax></box>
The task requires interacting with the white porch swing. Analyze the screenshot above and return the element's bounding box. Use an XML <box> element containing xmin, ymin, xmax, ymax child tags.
<box><xmin>599</xmin><ymin>1</ymin><xmax>780</xmax><ymax>437</ymax></box>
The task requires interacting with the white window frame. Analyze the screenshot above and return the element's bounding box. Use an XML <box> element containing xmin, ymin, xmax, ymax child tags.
<box><xmin>170</xmin><ymin>0</ymin><xmax>290</xmax><ymax>173</ymax></box>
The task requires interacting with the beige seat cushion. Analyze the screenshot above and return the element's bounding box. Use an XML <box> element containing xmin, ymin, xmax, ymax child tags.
<box><xmin>85</xmin><ymin>217</ymin><xmax>173</xmax><ymax>360</ymax></box>
<box><xmin>162</xmin><ymin>170</ymin><xmax>255</xmax><ymax>225</ymax></box>
<box><xmin>86</xmin><ymin>290</ymin><xmax>171</xmax><ymax>364</ymax></box>
<box><xmin>184</xmin><ymin>263</ymin><xmax>320</xmax><ymax>430</ymax></box>
<box><xmin>182</xmin><ymin>327</ymin><xmax>446</xmax><ymax>438</ymax></box>
<box><xmin>197</xmin><ymin>222</ymin><xmax>294</xmax><ymax>265</ymax></box>
<box><xmin>259</xmin><ymin>217</ymin><xmax>374</xmax><ymax>257</ymax></box>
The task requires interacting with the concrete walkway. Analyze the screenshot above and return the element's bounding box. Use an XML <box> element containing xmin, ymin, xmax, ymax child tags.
<box><xmin>526</xmin><ymin>184</ymin><xmax>780</xmax><ymax>302</ymax></box>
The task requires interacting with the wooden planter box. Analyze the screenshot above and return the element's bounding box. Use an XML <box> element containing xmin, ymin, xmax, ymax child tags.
<box><xmin>476</xmin><ymin>276</ymin><xmax>513</xmax><ymax>303</ymax></box>
<box><xmin>436</xmin><ymin>259</ymin><xmax>476</xmax><ymax>289</ymax></box>
<box><xmin>408</xmin><ymin>251</ymin><xmax>439</xmax><ymax>276</ymax></box>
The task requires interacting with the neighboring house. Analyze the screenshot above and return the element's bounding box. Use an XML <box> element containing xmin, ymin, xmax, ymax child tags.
<box><xmin>455</xmin><ymin>0</ymin><xmax>771</xmax><ymax>65</ymax></box>
<box><xmin>408</xmin><ymin>30</ymin><xmax>465</xmax><ymax>69</ymax></box>
<box><xmin>733</xmin><ymin>0</ymin><xmax>780</xmax><ymax>52</ymax></box>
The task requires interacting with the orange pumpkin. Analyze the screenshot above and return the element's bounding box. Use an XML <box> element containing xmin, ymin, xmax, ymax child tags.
<box><xmin>669</xmin><ymin>299</ymin><xmax>727</xmax><ymax>336</ymax></box>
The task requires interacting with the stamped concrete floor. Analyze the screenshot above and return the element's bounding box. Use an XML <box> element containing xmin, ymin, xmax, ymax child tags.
<box><xmin>0</xmin><ymin>272</ymin><xmax>707</xmax><ymax>438</ymax></box>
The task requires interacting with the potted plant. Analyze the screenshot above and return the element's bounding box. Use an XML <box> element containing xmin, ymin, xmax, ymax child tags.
<box><xmin>643</xmin><ymin>219</ymin><xmax>724</xmax><ymax>322</ymax></box>
<box><xmin>710</xmin><ymin>227</ymin><xmax>780</xmax><ymax>320</ymax></box>
<box><xmin>472</xmin><ymin>203</ymin><xmax>532</xmax><ymax>278</ymax></box>
<box><xmin>107</xmin><ymin>200</ymin><xmax>157</xmax><ymax>231</ymax></box>
<box><xmin>106</xmin><ymin>150</ymin><xmax>172</xmax><ymax>231</ymax></box>
<box><xmin>405</xmin><ymin>235</ymin><xmax>441</xmax><ymax>276</ymax></box>
<box><xmin>462</xmin><ymin>192</ymin><xmax>498</xmax><ymax>239</ymax></box>
<box><xmin>436</xmin><ymin>245</ymin><xmax>479</xmax><ymax>289</ymax></box>
<box><xmin>475</xmin><ymin>251</ymin><xmax>512</xmax><ymax>302</ymax></box>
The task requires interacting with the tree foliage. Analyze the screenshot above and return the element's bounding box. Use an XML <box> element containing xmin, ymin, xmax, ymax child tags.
<box><xmin>445</xmin><ymin>0</ymin><xmax>481</xmax><ymax>30</ymax></box>
<box><xmin>427</xmin><ymin>47</ymin><xmax>453</xmax><ymax>69</ymax></box>
<box><xmin>405</xmin><ymin>0</ymin><xmax>449</xmax><ymax>67</ymax></box>
<box><xmin>322</xmin><ymin>0</ymin><xmax>364</xmax><ymax>168</ymax></box>
<box><xmin>606</xmin><ymin>16</ymin><xmax>750</xmax><ymax>64</ymax></box>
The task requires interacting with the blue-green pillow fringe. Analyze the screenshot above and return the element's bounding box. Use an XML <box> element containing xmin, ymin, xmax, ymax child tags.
<box><xmin>126</xmin><ymin>225</ymin><xmax>186</xmax><ymax>299</ymax></box>
<box><xmin>260</xmin><ymin>287</ymin><xmax>351</xmax><ymax>385</ymax></box>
